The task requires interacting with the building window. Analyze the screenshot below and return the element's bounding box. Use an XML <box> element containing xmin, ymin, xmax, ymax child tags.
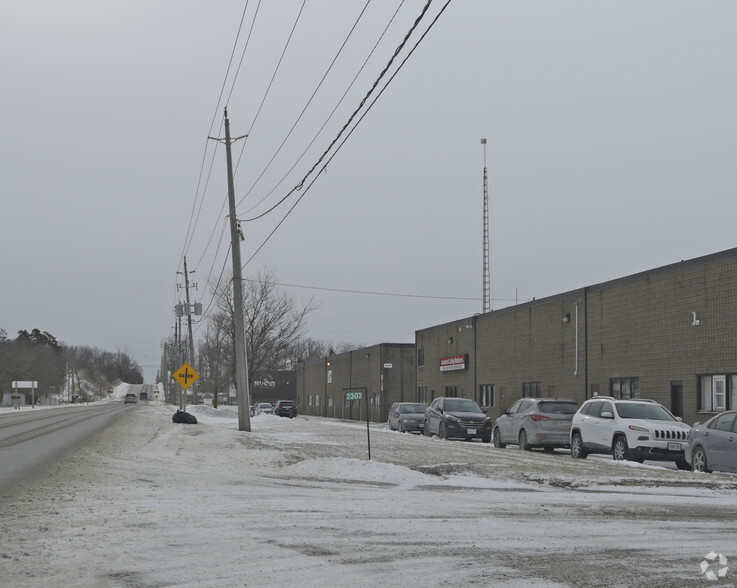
<box><xmin>327</xmin><ymin>394</ymin><xmax>333</xmax><ymax>407</ymax></box>
<box><xmin>418</xmin><ymin>348</ymin><xmax>424</xmax><ymax>367</ymax></box>
<box><xmin>701</xmin><ymin>375</ymin><xmax>727</xmax><ymax>412</ymax></box>
<box><xmin>523</xmin><ymin>382</ymin><xmax>541</xmax><ymax>398</ymax></box>
<box><xmin>480</xmin><ymin>384</ymin><xmax>494</xmax><ymax>407</ymax></box>
<box><xmin>315</xmin><ymin>395</ymin><xmax>321</xmax><ymax>407</ymax></box>
<box><xmin>445</xmin><ymin>386</ymin><xmax>458</xmax><ymax>397</ymax></box>
<box><xmin>308</xmin><ymin>395</ymin><xmax>313</xmax><ymax>406</ymax></box>
<box><xmin>418</xmin><ymin>387</ymin><xmax>428</xmax><ymax>403</ymax></box>
<box><xmin>374</xmin><ymin>393</ymin><xmax>381</xmax><ymax>408</ymax></box>
<box><xmin>611</xmin><ymin>377</ymin><xmax>639</xmax><ymax>399</ymax></box>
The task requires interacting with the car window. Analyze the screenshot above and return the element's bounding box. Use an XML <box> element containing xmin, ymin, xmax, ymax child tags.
<box><xmin>601</xmin><ymin>402</ymin><xmax>614</xmax><ymax>415</ymax></box>
<box><xmin>444</xmin><ymin>399</ymin><xmax>482</xmax><ymax>413</ymax></box>
<box><xmin>615</xmin><ymin>402</ymin><xmax>676</xmax><ymax>421</ymax></box>
<box><xmin>390</xmin><ymin>404</ymin><xmax>398</xmax><ymax>413</ymax></box>
<box><xmin>519</xmin><ymin>400</ymin><xmax>533</xmax><ymax>412</ymax></box>
<box><xmin>431</xmin><ymin>398</ymin><xmax>442</xmax><ymax>410</ymax></box>
<box><xmin>579</xmin><ymin>402</ymin><xmax>592</xmax><ymax>415</ymax></box>
<box><xmin>538</xmin><ymin>401</ymin><xmax>579</xmax><ymax>415</ymax></box>
<box><xmin>508</xmin><ymin>400</ymin><xmax>523</xmax><ymax>415</ymax></box>
<box><xmin>713</xmin><ymin>413</ymin><xmax>736</xmax><ymax>431</ymax></box>
<box><xmin>399</xmin><ymin>404</ymin><xmax>426</xmax><ymax>414</ymax></box>
<box><xmin>586</xmin><ymin>401</ymin><xmax>604</xmax><ymax>417</ymax></box>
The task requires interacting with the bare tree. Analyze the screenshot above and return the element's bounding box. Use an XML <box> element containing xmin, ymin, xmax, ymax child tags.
<box><xmin>210</xmin><ymin>269</ymin><xmax>317</xmax><ymax>392</ymax></box>
<box><xmin>198</xmin><ymin>310</ymin><xmax>233</xmax><ymax>408</ymax></box>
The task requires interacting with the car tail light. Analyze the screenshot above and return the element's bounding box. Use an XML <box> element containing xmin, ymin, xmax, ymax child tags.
<box><xmin>530</xmin><ymin>414</ymin><xmax>550</xmax><ymax>421</ymax></box>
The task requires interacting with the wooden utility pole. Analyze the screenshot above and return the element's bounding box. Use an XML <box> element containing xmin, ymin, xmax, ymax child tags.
<box><xmin>183</xmin><ymin>256</ymin><xmax>197</xmax><ymax>404</ymax></box>
<box><xmin>212</xmin><ymin>108</ymin><xmax>251</xmax><ymax>431</ymax></box>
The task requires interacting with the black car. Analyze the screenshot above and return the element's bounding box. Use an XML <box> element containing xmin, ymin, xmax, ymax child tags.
<box><xmin>424</xmin><ymin>397</ymin><xmax>492</xmax><ymax>442</ymax></box>
<box><xmin>274</xmin><ymin>400</ymin><xmax>297</xmax><ymax>418</ymax></box>
<box><xmin>140</xmin><ymin>392</ymin><xmax>148</xmax><ymax>401</ymax></box>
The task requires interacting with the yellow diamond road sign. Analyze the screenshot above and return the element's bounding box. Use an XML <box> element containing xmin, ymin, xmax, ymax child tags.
<box><xmin>173</xmin><ymin>362</ymin><xmax>200</xmax><ymax>390</ymax></box>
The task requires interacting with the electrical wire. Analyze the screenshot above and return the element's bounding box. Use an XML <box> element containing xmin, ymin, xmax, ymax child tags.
<box><xmin>238</xmin><ymin>0</ymin><xmax>449</xmax><ymax>271</ymax></box>
<box><xmin>241</xmin><ymin>0</ymin><xmax>434</xmax><ymax>225</ymax></box>
<box><xmin>235</xmin><ymin>0</ymin><xmax>374</xmax><ymax>211</ymax></box>
<box><xmin>258</xmin><ymin>280</ymin><xmax>481</xmax><ymax>301</ymax></box>
<box><xmin>245</xmin><ymin>0</ymin><xmax>308</xmax><ymax>138</ymax></box>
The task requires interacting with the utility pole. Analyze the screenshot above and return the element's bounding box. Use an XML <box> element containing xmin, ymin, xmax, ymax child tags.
<box><xmin>182</xmin><ymin>256</ymin><xmax>198</xmax><ymax>404</ymax></box>
<box><xmin>481</xmin><ymin>138</ymin><xmax>490</xmax><ymax>314</ymax></box>
<box><xmin>210</xmin><ymin>108</ymin><xmax>251</xmax><ymax>431</ymax></box>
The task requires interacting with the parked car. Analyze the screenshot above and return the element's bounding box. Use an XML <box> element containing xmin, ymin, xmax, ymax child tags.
<box><xmin>570</xmin><ymin>397</ymin><xmax>690</xmax><ymax>469</ymax></box>
<box><xmin>424</xmin><ymin>397</ymin><xmax>492</xmax><ymax>442</ymax></box>
<box><xmin>255</xmin><ymin>402</ymin><xmax>274</xmax><ymax>415</ymax></box>
<box><xmin>494</xmin><ymin>398</ymin><xmax>579</xmax><ymax>451</ymax></box>
<box><xmin>274</xmin><ymin>400</ymin><xmax>297</xmax><ymax>418</ymax></box>
<box><xmin>124</xmin><ymin>393</ymin><xmax>137</xmax><ymax>404</ymax></box>
<box><xmin>388</xmin><ymin>402</ymin><xmax>428</xmax><ymax>433</ymax></box>
<box><xmin>685</xmin><ymin>410</ymin><xmax>737</xmax><ymax>473</ymax></box>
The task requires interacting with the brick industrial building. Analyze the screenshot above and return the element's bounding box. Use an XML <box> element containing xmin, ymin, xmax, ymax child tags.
<box><xmin>298</xmin><ymin>248</ymin><xmax>737</xmax><ymax>426</ymax></box>
<box><xmin>296</xmin><ymin>343</ymin><xmax>415</xmax><ymax>422</ymax></box>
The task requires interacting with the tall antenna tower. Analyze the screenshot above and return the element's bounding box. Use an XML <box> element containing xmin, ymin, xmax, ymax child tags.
<box><xmin>481</xmin><ymin>138</ymin><xmax>490</xmax><ymax>313</ymax></box>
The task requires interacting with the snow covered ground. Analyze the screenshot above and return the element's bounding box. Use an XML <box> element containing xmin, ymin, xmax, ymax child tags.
<box><xmin>1</xmin><ymin>384</ymin><xmax>736</xmax><ymax>587</ymax></box>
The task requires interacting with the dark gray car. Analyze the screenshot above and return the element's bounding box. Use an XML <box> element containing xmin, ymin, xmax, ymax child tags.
<box><xmin>388</xmin><ymin>402</ymin><xmax>427</xmax><ymax>433</ymax></box>
<box><xmin>424</xmin><ymin>397</ymin><xmax>492</xmax><ymax>442</ymax></box>
<box><xmin>494</xmin><ymin>398</ymin><xmax>579</xmax><ymax>451</ymax></box>
<box><xmin>686</xmin><ymin>410</ymin><xmax>737</xmax><ymax>473</ymax></box>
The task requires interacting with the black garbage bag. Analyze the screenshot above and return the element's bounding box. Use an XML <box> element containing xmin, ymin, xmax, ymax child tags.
<box><xmin>172</xmin><ymin>409</ymin><xmax>198</xmax><ymax>424</ymax></box>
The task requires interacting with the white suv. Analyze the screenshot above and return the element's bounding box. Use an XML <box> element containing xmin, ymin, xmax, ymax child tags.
<box><xmin>570</xmin><ymin>397</ymin><xmax>691</xmax><ymax>470</ymax></box>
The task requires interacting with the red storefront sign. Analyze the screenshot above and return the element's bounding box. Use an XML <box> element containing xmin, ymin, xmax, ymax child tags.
<box><xmin>440</xmin><ymin>355</ymin><xmax>466</xmax><ymax>372</ymax></box>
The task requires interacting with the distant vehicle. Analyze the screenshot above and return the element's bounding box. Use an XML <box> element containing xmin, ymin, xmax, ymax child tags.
<box><xmin>570</xmin><ymin>397</ymin><xmax>690</xmax><ymax>469</ymax></box>
<box><xmin>686</xmin><ymin>410</ymin><xmax>737</xmax><ymax>473</ymax></box>
<box><xmin>255</xmin><ymin>402</ymin><xmax>274</xmax><ymax>415</ymax></box>
<box><xmin>493</xmin><ymin>398</ymin><xmax>579</xmax><ymax>451</ymax></box>
<box><xmin>424</xmin><ymin>397</ymin><xmax>492</xmax><ymax>442</ymax></box>
<box><xmin>124</xmin><ymin>393</ymin><xmax>137</xmax><ymax>404</ymax></box>
<box><xmin>388</xmin><ymin>402</ymin><xmax>427</xmax><ymax>433</ymax></box>
<box><xmin>139</xmin><ymin>392</ymin><xmax>148</xmax><ymax>401</ymax></box>
<box><xmin>274</xmin><ymin>400</ymin><xmax>297</xmax><ymax>418</ymax></box>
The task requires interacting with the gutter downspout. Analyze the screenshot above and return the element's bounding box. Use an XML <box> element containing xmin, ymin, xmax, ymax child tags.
<box><xmin>584</xmin><ymin>287</ymin><xmax>589</xmax><ymax>400</ymax></box>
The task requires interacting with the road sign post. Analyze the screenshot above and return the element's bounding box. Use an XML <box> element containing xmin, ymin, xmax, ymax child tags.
<box><xmin>344</xmin><ymin>388</ymin><xmax>370</xmax><ymax>460</ymax></box>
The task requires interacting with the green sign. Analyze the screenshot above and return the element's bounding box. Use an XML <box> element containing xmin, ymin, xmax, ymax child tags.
<box><xmin>345</xmin><ymin>390</ymin><xmax>363</xmax><ymax>401</ymax></box>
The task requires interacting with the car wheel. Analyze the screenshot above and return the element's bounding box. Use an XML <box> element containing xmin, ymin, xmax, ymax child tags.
<box><xmin>438</xmin><ymin>423</ymin><xmax>446</xmax><ymax>440</ymax></box>
<box><xmin>571</xmin><ymin>433</ymin><xmax>587</xmax><ymax>459</ymax></box>
<box><xmin>519</xmin><ymin>430</ymin><xmax>531</xmax><ymax>451</ymax></box>
<box><xmin>612</xmin><ymin>436</ymin><xmax>629</xmax><ymax>461</ymax></box>
<box><xmin>675</xmin><ymin>458</ymin><xmax>691</xmax><ymax>471</ymax></box>
<box><xmin>481</xmin><ymin>432</ymin><xmax>491</xmax><ymax>444</ymax></box>
<box><xmin>424</xmin><ymin>421</ymin><xmax>431</xmax><ymax>436</ymax></box>
<box><xmin>389</xmin><ymin>420</ymin><xmax>395</xmax><ymax>431</ymax></box>
<box><xmin>493</xmin><ymin>428</ymin><xmax>506</xmax><ymax>448</ymax></box>
<box><xmin>692</xmin><ymin>446</ymin><xmax>710</xmax><ymax>473</ymax></box>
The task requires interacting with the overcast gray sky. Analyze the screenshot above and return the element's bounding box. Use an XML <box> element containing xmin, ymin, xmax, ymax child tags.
<box><xmin>3</xmin><ymin>1</ymin><xmax>736</xmax><ymax>382</ymax></box>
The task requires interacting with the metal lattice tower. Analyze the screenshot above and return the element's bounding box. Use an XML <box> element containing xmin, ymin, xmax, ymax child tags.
<box><xmin>481</xmin><ymin>138</ymin><xmax>490</xmax><ymax>313</ymax></box>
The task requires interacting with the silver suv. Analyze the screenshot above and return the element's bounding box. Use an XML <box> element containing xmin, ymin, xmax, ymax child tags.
<box><xmin>570</xmin><ymin>397</ymin><xmax>691</xmax><ymax>469</ymax></box>
<box><xmin>493</xmin><ymin>398</ymin><xmax>578</xmax><ymax>451</ymax></box>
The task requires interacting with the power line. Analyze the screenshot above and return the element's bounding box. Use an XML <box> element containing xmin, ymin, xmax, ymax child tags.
<box><xmin>238</xmin><ymin>0</ymin><xmax>406</xmax><ymax>215</ymax></box>
<box><xmin>235</xmin><ymin>0</ymin><xmax>374</xmax><ymax>211</ymax></box>
<box><xmin>264</xmin><ymin>280</ymin><xmax>481</xmax><ymax>301</ymax></box>
<box><xmin>245</xmin><ymin>0</ymin><xmax>307</xmax><ymax>138</ymax></box>
<box><xmin>240</xmin><ymin>0</ymin><xmax>450</xmax><ymax>267</ymax></box>
<box><xmin>241</xmin><ymin>0</ymin><xmax>435</xmax><ymax>225</ymax></box>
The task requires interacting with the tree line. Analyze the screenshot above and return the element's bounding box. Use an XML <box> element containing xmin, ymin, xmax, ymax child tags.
<box><xmin>0</xmin><ymin>328</ymin><xmax>143</xmax><ymax>405</ymax></box>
